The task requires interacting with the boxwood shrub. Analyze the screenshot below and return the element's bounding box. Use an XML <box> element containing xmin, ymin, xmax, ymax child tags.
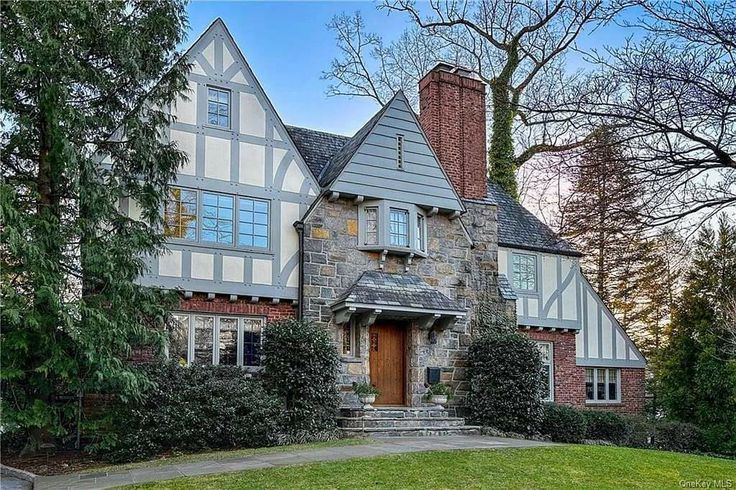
<box><xmin>540</xmin><ymin>403</ymin><xmax>588</xmax><ymax>443</ymax></box>
<box><xmin>262</xmin><ymin>319</ymin><xmax>340</xmax><ymax>443</ymax></box>
<box><xmin>583</xmin><ymin>410</ymin><xmax>630</xmax><ymax>444</ymax></box>
<box><xmin>99</xmin><ymin>364</ymin><xmax>284</xmax><ymax>462</ymax></box>
<box><xmin>467</xmin><ymin>330</ymin><xmax>544</xmax><ymax>434</ymax></box>
<box><xmin>653</xmin><ymin>420</ymin><xmax>704</xmax><ymax>453</ymax></box>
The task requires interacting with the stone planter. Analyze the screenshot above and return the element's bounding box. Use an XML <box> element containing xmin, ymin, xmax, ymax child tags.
<box><xmin>430</xmin><ymin>395</ymin><xmax>448</xmax><ymax>408</ymax></box>
<box><xmin>359</xmin><ymin>394</ymin><xmax>376</xmax><ymax>409</ymax></box>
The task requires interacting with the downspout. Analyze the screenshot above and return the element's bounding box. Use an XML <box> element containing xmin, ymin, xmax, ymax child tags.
<box><xmin>293</xmin><ymin>220</ymin><xmax>305</xmax><ymax>320</ymax></box>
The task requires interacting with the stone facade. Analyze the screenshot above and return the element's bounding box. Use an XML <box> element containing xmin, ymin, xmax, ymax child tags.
<box><xmin>302</xmin><ymin>196</ymin><xmax>503</xmax><ymax>410</ymax></box>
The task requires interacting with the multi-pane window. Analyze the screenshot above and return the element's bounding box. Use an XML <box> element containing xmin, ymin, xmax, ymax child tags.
<box><xmin>512</xmin><ymin>253</ymin><xmax>537</xmax><ymax>291</ymax></box>
<box><xmin>164</xmin><ymin>188</ymin><xmax>197</xmax><ymax>239</ymax></box>
<box><xmin>242</xmin><ymin>318</ymin><xmax>263</xmax><ymax>367</ymax></box>
<box><xmin>162</xmin><ymin>188</ymin><xmax>270</xmax><ymax>250</ymax></box>
<box><xmin>389</xmin><ymin>208</ymin><xmax>409</xmax><ymax>247</ymax></box>
<box><xmin>364</xmin><ymin>207</ymin><xmax>378</xmax><ymax>245</ymax></box>
<box><xmin>586</xmin><ymin>367</ymin><xmax>620</xmax><ymax>402</ymax></box>
<box><xmin>170</xmin><ymin>313</ymin><xmax>265</xmax><ymax>367</ymax></box>
<box><xmin>396</xmin><ymin>134</ymin><xmax>405</xmax><ymax>169</ymax></box>
<box><xmin>416</xmin><ymin>214</ymin><xmax>426</xmax><ymax>252</ymax></box>
<box><xmin>238</xmin><ymin>198</ymin><xmax>269</xmax><ymax>248</ymax></box>
<box><xmin>536</xmin><ymin>341</ymin><xmax>554</xmax><ymax>401</ymax></box>
<box><xmin>341</xmin><ymin>324</ymin><xmax>361</xmax><ymax>357</ymax></box>
<box><xmin>207</xmin><ymin>87</ymin><xmax>230</xmax><ymax>127</ymax></box>
<box><xmin>202</xmin><ymin>192</ymin><xmax>234</xmax><ymax>244</ymax></box>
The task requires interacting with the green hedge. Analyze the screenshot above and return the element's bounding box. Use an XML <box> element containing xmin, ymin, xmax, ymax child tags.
<box><xmin>262</xmin><ymin>319</ymin><xmax>340</xmax><ymax>443</ymax></box>
<box><xmin>467</xmin><ymin>330</ymin><xmax>544</xmax><ymax>434</ymax></box>
<box><xmin>540</xmin><ymin>404</ymin><xmax>587</xmax><ymax>443</ymax></box>
<box><xmin>583</xmin><ymin>411</ymin><xmax>630</xmax><ymax>444</ymax></box>
<box><xmin>99</xmin><ymin>364</ymin><xmax>284</xmax><ymax>462</ymax></box>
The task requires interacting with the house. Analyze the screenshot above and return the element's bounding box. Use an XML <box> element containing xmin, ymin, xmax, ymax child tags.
<box><xmin>131</xmin><ymin>19</ymin><xmax>646</xmax><ymax>419</ymax></box>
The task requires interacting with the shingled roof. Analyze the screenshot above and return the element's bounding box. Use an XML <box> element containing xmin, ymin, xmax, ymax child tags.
<box><xmin>485</xmin><ymin>181</ymin><xmax>581</xmax><ymax>257</ymax></box>
<box><xmin>285</xmin><ymin>125</ymin><xmax>350</xmax><ymax>179</ymax></box>
<box><xmin>332</xmin><ymin>271</ymin><xmax>465</xmax><ymax>313</ymax></box>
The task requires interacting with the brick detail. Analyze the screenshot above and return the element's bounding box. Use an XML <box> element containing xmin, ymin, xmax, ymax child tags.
<box><xmin>522</xmin><ymin>329</ymin><xmax>586</xmax><ymax>407</ymax></box>
<box><xmin>419</xmin><ymin>66</ymin><xmax>487</xmax><ymax>200</ymax></box>
<box><xmin>520</xmin><ymin>329</ymin><xmax>645</xmax><ymax>415</ymax></box>
<box><xmin>177</xmin><ymin>293</ymin><xmax>296</xmax><ymax>322</ymax></box>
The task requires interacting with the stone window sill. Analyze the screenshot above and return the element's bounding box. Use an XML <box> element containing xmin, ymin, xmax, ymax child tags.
<box><xmin>340</xmin><ymin>356</ymin><xmax>363</xmax><ymax>363</ymax></box>
<box><xmin>358</xmin><ymin>245</ymin><xmax>428</xmax><ymax>259</ymax></box>
<box><xmin>586</xmin><ymin>400</ymin><xmax>621</xmax><ymax>406</ymax></box>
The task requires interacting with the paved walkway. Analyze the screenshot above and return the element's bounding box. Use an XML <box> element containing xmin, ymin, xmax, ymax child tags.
<box><xmin>33</xmin><ymin>436</ymin><xmax>551</xmax><ymax>489</ymax></box>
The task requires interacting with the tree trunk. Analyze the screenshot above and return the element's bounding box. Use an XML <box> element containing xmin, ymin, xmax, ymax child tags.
<box><xmin>488</xmin><ymin>49</ymin><xmax>519</xmax><ymax>198</ymax></box>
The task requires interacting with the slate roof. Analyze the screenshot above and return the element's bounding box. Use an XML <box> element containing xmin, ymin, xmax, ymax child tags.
<box><xmin>485</xmin><ymin>181</ymin><xmax>581</xmax><ymax>257</ymax></box>
<box><xmin>285</xmin><ymin>125</ymin><xmax>350</xmax><ymax>179</ymax></box>
<box><xmin>316</xmin><ymin>94</ymin><xmax>396</xmax><ymax>186</ymax></box>
<box><xmin>333</xmin><ymin>271</ymin><xmax>465</xmax><ymax>313</ymax></box>
<box><xmin>497</xmin><ymin>274</ymin><xmax>518</xmax><ymax>301</ymax></box>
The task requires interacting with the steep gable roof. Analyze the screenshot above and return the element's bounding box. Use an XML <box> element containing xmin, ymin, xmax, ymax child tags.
<box><xmin>485</xmin><ymin>181</ymin><xmax>581</xmax><ymax>257</ymax></box>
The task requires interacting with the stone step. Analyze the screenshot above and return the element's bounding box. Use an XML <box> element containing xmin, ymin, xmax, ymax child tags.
<box><xmin>340</xmin><ymin>408</ymin><xmax>449</xmax><ymax>419</ymax></box>
<box><xmin>337</xmin><ymin>416</ymin><xmax>467</xmax><ymax>429</ymax></box>
<box><xmin>340</xmin><ymin>425</ymin><xmax>482</xmax><ymax>438</ymax></box>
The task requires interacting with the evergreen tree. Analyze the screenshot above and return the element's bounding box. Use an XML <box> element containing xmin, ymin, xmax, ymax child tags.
<box><xmin>559</xmin><ymin>127</ymin><xmax>645</xmax><ymax>330</ymax></box>
<box><xmin>657</xmin><ymin>216</ymin><xmax>736</xmax><ymax>455</ymax></box>
<box><xmin>1</xmin><ymin>1</ymin><xmax>189</xmax><ymax>452</ymax></box>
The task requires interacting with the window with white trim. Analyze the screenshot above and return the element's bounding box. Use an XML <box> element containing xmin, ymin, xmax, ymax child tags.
<box><xmin>512</xmin><ymin>253</ymin><xmax>537</xmax><ymax>292</ymax></box>
<box><xmin>536</xmin><ymin>341</ymin><xmax>554</xmax><ymax>401</ymax></box>
<box><xmin>207</xmin><ymin>87</ymin><xmax>230</xmax><ymax>128</ymax></box>
<box><xmin>586</xmin><ymin>367</ymin><xmax>620</xmax><ymax>402</ymax></box>
<box><xmin>170</xmin><ymin>313</ymin><xmax>265</xmax><ymax>367</ymax></box>
<box><xmin>416</xmin><ymin>214</ymin><xmax>426</xmax><ymax>252</ymax></box>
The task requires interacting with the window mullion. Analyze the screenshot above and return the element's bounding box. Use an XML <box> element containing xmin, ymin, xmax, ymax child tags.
<box><xmin>237</xmin><ymin>318</ymin><xmax>244</xmax><ymax>367</ymax></box>
<box><xmin>188</xmin><ymin>313</ymin><xmax>195</xmax><ymax>366</ymax></box>
<box><xmin>213</xmin><ymin>316</ymin><xmax>220</xmax><ymax>365</ymax></box>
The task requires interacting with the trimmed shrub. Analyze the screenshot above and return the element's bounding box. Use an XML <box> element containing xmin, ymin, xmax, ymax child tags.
<box><xmin>98</xmin><ymin>364</ymin><xmax>284</xmax><ymax>462</ymax></box>
<box><xmin>540</xmin><ymin>404</ymin><xmax>588</xmax><ymax>443</ymax></box>
<box><xmin>467</xmin><ymin>329</ymin><xmax>544</xmax><ymax>434</ymax></box>
<box><xmin>653</xmin><ymin>420</ymin><xmax>704</xmax><ymax>453</ymax></box>
<box><xmin>262</xmin><ymin>319</ymin><xmax>340</xmax><ymax>443</ymax></box>
<box><xmin>583</xmin><ymin>410</ymin><xmax>630</xmax><ymax>444</ymax></box>
<box><xmin>622</xmin><ymin>415</ymin><xmax>653</xmax><ymax>448</ymax></box>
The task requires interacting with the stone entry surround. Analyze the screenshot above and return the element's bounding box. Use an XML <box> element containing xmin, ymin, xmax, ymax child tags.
<box><xmin>302</xmin><ymin>196</ymin><xmax>503</xmax><ymax>409</ymax></box>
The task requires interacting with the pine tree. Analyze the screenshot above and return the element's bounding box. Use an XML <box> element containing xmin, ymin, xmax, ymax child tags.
<box><xmin>1</xmin><ymin>1</ymin><xmax>189</xmax><ymax>452</ymax></box>
<box><xmin>656</xmin><ymin>216</ymin><xmax>736</xmax><ymax>454</ymax></box>
<box><xmin>559</xmin><ymin>127</ymin><xmax>645</xmax><ymax>330</ymax></box>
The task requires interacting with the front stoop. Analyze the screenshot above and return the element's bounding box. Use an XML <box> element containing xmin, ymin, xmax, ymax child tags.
<box><xmin>338</xmin><ymin>407</ymin><xmax>481</xmax><ymax>438</ymax></box>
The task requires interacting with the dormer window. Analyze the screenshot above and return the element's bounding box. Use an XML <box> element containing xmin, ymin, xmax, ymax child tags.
<box><xmin>359</xmin><ymin>200</ymin><xmax>427</xmax><ymax>256</ymax></box>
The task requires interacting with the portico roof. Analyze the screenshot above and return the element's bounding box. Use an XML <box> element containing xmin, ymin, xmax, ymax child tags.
<box><xmin>330</xmin><ymin>271</ymin><xmax>466</xmax><ymax>329</ymax></box>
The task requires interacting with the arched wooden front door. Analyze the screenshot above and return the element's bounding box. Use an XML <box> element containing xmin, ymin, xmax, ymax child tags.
<box><xmin>369</xmin><ymin>322</ymin><xmax>406</xmax><ymax>405</ymax></box>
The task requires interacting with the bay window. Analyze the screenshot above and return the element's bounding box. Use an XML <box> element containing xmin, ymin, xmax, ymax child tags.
<box><xmin>358</xmin><ymin>200</ymin><xmax>428</xmax><ymax>256</ymax></box>
<box><xmin>586</xmin><ymin>367</ymin><xmax>620</xmax><ymax>402</ymax></box>
<box><xmin>170</xmin><ymin>313</ymin><xmax>265</xmax><ymax>367</ymax></box>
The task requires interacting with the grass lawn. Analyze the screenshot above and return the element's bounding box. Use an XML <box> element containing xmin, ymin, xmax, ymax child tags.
<box><xmin>126</xmin><ymin>445</ymin><xmax>735</xmax><ymax>489</ymax></box>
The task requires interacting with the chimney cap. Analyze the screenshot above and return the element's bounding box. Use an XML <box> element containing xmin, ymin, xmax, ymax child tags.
<box><xmin>428</xmin><ymin>62</ymin><xmax>483</xmax><ymax>81</ymax></box>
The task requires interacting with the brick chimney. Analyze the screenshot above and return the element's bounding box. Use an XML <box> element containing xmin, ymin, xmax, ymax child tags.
<box><xmin>419</xmin><ymin>63</ymin><xmax>487</xmax><ymax>200</ymax></box>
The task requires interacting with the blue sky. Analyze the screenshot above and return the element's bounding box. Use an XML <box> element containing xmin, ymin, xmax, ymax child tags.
<box><xmin>186</xmin><ymin>1</ymin><xmax>639</xmax><ymax>137</ymax></box>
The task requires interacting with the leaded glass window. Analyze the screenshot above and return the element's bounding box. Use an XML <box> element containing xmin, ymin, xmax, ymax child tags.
<box><xmin>170</xmin><ymin>314</ymin><xmax>190</xmax><ymax>365</ymax></box>
<box><xmin>218</xmin><ymin>317</ymin><xmax>238</xmax><ymax>366</ymax></box>
<box><xmin>416</xmin><ymin>214</ymin><xmax>426</xmax><ymax>251</ymax></box>
<box><xmin>512</xmin><ymin>253</ymin><xmax>537</xmax><ymax>291</ymax></box>
<box><xmin>364</xmin><ymin>207</ymin><xmax>378</xmax><ymax>245</ymax></box>
<box><xmin>242</xmin><ymin>317</ymin><xmax>263</xmax><ymax>367</ymax></box>
<box><xmin>536</xmin><ymin>341</ymin><xmax>553</xmax><ymax>401</ymax></box>
<box><xmin>193</xmin><ymin>316</ymin><xmax>214</xmax><ymax>365</ymax></box>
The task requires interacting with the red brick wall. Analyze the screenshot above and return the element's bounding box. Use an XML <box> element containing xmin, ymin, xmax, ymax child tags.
<box><xmin>176</xmin><ymin>293</ymin><xmax>296</xmax><ymax>322</ymax></box>
<box><xmin>522</xmin><ymin>329</ymin><xmax>586</xmax><ymax>406</ymax></box>
<box><xmin>520</xmin><ymin>329</ymin><xmax>645</xmax><ymax>415</ymax></box>
<box><xmin>419</xmin><ymin>66</ymin><xmax>487</xmax><ymax>200</ymax></box>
